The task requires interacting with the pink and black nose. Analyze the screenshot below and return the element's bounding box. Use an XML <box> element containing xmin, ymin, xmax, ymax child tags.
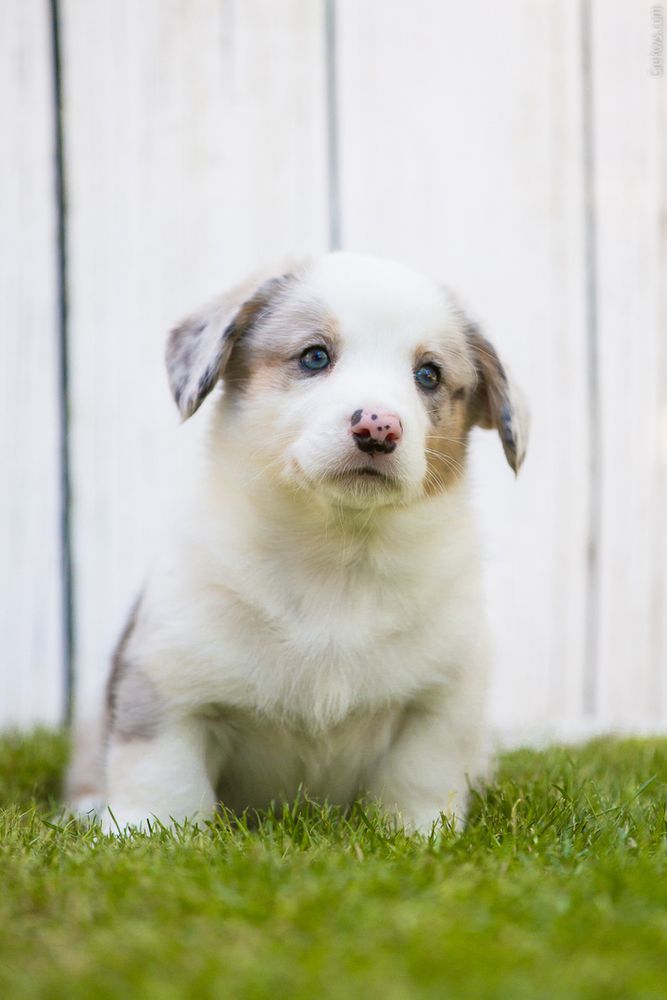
<box><xmin>350</xmin><ymin>409</ymin><xmax>403</xmax><ymax>454</ymax></box>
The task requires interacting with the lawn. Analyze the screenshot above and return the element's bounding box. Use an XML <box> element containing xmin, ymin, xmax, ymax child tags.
<box><xmin>1</xmin><ymin>732</ymin><xmax>666</xmax><ymax>999</ymax></box>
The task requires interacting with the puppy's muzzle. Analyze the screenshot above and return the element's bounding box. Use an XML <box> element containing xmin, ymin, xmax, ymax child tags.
<box><xmin>350</xmin><ymin>409</ymin><xmax>403</xmax><ymax>455</ymax></box>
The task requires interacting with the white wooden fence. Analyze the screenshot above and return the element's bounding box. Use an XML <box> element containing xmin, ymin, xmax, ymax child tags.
<box><xmin>2</xmin><ymin>0</ymin><xmax>666</xmax><ymax>742</ymax></box>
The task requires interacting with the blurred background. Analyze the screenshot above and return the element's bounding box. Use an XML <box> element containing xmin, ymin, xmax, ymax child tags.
<box><xmin>1</xmin><ymin>0</ymin><xmax>665</xmax><ymax>742</ymax></box>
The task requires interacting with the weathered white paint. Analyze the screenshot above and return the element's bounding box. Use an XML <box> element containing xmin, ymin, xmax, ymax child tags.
<box><xmin>336</xmin><ymin>0</ymin><xmax>590</xmax><ymax>740</ymax></box>
<box><xmin>61</xmin><ymin>0</ymin><xmax>330</xmax><ymax>719</ymax></box>
<box><xmin>593</xmin><ymin>0</ymin><xmax>667</xmax><ymax>728</ymax></box>
<box><xmin>0</xmin><ymin>0</ymin><xmax>63</xmax><ymax>726</ymax></box>
<box><xmin>1</xmin><ymin>0</ymin><xmax>665</xmax><ymax>740</ymax></box>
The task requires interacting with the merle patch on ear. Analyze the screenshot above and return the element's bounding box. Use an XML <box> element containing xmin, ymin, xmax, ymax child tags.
<box><xmin>465</xmin><ymin>323</ymin><xmax>529</xmax><ymax>474</ymax></box>
<box><xmin>166</xmin><ymin>274</ymin><xmax>293</xmax><ymax>419</ymax></box>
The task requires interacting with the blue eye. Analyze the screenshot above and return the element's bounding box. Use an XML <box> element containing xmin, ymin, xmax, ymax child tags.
<box><xmin>300</xmin><ymin>346</ymin><xmax>331</xmax><ymax>372</ymax></box>
<box><xmin>415</xmin><ymin>364</ymin><xmax>441</xmax><ymax>390</ymax></box>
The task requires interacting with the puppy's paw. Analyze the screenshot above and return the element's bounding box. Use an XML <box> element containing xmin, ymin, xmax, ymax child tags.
<box><xmin>65</xmin><ymin>794</ymin><xmax>104</xmax><ymax>824</ymax></box>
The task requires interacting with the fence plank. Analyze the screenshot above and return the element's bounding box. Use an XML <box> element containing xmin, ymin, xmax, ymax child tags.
<box><xmin>336</xmin><ymin>0</ymin><xmax>590</xmax><ymax>739</ymax></box>
<box><xmin>0</xmin><ymin>1</ymin><xmax>63</xmax><ymax>726</ymax></box>
<box><xmin>62</xmin><ymin>0</ymin><xmax>330</xmax><ymax>718</ymax></box>
<box><xmin>593</xmin><ymin>0</ymin><xmax>667</xmax><ymax>729</ymax></box>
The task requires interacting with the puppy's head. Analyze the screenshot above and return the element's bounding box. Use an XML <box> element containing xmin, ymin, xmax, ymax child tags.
<box><xmin>167</xmin><ymin>254</ymin><xmax>528</xmax><ymax>507</ymax></box>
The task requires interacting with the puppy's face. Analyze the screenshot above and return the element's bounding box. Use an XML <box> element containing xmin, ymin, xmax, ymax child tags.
<box><xmin>167</xmin><ymin>254</ymin><xmax>528</xmax><ymax>507</ymax></box>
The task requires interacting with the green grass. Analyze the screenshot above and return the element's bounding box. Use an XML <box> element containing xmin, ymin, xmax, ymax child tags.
<box><xmin>1</xmin><ymin>732</ymin><xmax>667</xmax><ymax>999</ymax></box>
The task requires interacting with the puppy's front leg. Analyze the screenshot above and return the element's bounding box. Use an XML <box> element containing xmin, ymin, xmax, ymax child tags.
<box><xmin>367</xmin><ymin>682</ymin><xmax>489</xmax><ymax>834</ymax></box>
<box><xmin>104</xmin><ymin>716</ymin><xmax>216</xmax><ymax>833</ymax></box>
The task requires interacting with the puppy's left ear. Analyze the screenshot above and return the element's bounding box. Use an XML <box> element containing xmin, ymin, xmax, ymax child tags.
<box><xmin>465</xmin><ymin>323</ymin><xmax>529</xmax><ymax>474</ymax></box>
<box><xmin>166</xmin><ymin>272</ymin><xmax>293</xmax><ymax>420</ymax></box>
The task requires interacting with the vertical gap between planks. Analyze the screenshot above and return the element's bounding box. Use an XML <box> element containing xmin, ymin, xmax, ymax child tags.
<box><xmin>49</xmin><ymin>0</ymin><xmax>74</xmax><ymax>725</ymax></box>
<box><xmin>580</xmin><ymin>0</ymin><xmax>601</xmax><ymax>718</ymax></box>
<box><xmin>325</xmin><ymin>0</ymin><xmax>341</xmax><ymax>250</ymax></box>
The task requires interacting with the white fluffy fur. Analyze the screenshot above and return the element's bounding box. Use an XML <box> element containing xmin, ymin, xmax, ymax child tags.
<box><xmin>67</xmin><ymin>253</ymin><xmax>527</xmax><ymax>834</ymax></box>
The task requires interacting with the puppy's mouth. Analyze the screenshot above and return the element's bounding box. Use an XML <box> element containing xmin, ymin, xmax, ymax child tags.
<box><xmin>287</xmin><ymin>456</ymin><xmax>406</xmax><ymax>504</ymax></box>
<box><xmin>337</xmin><ymin>466</ymin><xmax>391</xmax><ymax>479</ymax></box>
<box><xmin>327</xmin><ymin>467</ymin><xmax>401</xmax><ymax>488</ymax></box>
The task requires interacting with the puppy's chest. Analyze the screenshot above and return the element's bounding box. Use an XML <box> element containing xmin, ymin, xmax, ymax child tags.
<box><xmin>192</xmin><ymin>560</ymin><xmax>455</xmax><ymax>725</ymax></box>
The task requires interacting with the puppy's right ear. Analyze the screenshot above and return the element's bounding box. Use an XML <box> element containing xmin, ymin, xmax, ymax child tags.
<box><xmin>166</xmin><ymin>273</ymin><xmax>293</xmax><ymax>419</ymax></box>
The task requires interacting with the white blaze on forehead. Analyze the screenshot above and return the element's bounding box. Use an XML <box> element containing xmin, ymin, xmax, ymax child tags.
<box><xmin>303</xmin><ymin>253</ymin><xmax>458</xmax><ymax>346</ymax></box>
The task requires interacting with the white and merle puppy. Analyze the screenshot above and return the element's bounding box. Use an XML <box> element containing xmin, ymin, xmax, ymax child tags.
<box><xmin>67</xmin><ymin>252</ymin><xmax>528</xmax><ymax>833</ymax></box>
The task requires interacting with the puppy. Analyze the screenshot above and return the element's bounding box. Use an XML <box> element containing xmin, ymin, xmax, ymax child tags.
<box><xmin>67</xmin><ymin>252</ymin><xmax>528</xmax><ymax>833</ymax></box>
